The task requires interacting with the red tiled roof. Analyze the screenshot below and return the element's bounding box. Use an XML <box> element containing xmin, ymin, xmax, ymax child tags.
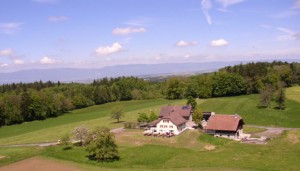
<box><xmin>205</xmin><ymin>114</ymin><xmax>244</xmax><ymax>131</ymax></box>
<box><xmin>150</xmin><ymin>118</ymin><xmax>161</xmax><ymax>126</ymax></box>
<box><xmin>161</xmin><ymin>112</ymin><xmax>187</xmax><ymax>126</ymax></box>
<box><xmin>159</xmin><ymin>105</ymin><xmax>192</xmax><ymax>118</ymax></box>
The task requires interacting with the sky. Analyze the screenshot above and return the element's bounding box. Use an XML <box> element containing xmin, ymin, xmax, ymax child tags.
<box><xmin>0</xmin><ymin>0</ymin><xmax>300</xmax><ymax>72</ymax></box>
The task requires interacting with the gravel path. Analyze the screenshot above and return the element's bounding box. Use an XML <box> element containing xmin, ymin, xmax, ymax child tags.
<box><xmin>246</xmin><ymin>125</ymin><xmax>300</xmax><ymax>138</ymax></box>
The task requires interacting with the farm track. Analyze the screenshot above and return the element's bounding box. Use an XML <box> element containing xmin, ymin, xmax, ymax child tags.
<box><xmin>245</xmin><ymin>125</ymin><xmax>300</xmax><ymax>138</ymax></box>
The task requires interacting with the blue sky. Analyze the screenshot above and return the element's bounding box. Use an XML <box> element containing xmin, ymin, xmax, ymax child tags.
<box><xmin>0</xmin><ymin>0</ymin><xmax>300</xmax><ymax>72</ymax></box>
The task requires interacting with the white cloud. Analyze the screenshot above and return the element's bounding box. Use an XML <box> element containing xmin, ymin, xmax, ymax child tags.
<box><xmin>95</xmin><ymin>42</ymin><xmax>123</xmax><ymax>56</ymax></box>
<box><xmin>14</xmin><ymin>59</ymin><xmax>24</xmax><ymax>65</ymax></box>
<box><xmin>217</xmin><ymin>0</ymin><xmax>245</xmax><ymax>8</ymax></box>
<box><xmin>48</xmin><ymin>16</ymin><xmax>68</xmax><ymax>22</ymax></box>
<box><xmin>210</xmin><ymin>38</ymin><xmax>229</xmax><ymax>47</ymax></box>
<box><xmin>277</xmin><ymin>27</ymin><xmax>300</xmax><ymax>40</ymax></box>
<box><xmin>0</xmin><ymin>63</ymin><xmax>9</xmax><ymax>67</ymax></box>
<box><xmin>0</xmin><ymin>22</ymin><xmax>23</xmax><ymax>34</ymax></box>
<box><xmin>293</xmin><ymin>0</ymin><xmax>300</xmax><ymax>9</ymax></box>
<box><xmin>176</xmin><ymin>40</ymin><xmax>198</xmax><ymax>47</ymax></box>
<box><xmin>112</xmin><ymin>27</ymin><xmax>146</xmax><ymax>36</ymax></box>
<box><xmin>40</xmin><ymin>56</ymin><xmax>57</xmax><ymax>64</ymax></box>
<box><xmin>201</xmin><ymin>0</ymin><xmax>212</xmax><ymax>25</ymax></box>
<box><xmin>0</xmin><ymin>48</ymin><xmax>13</xmax><ymax>56</ymax></box>
<box><xmin>184</xmin><ymin>54</ymin><xmax>192</xmax><ymax>59</ymax></box>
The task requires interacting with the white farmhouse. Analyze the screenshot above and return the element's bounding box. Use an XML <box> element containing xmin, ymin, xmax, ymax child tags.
<box><xmin>149</xmin><ymin>105</ymin><xmax>193</xmax><ymax>135</ymax></box>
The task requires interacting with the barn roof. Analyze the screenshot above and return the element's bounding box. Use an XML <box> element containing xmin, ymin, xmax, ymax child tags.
<box><xmin>205</xmin><ymin>114</ymin><xmax>244</xmax><ymax>131</ymax></box>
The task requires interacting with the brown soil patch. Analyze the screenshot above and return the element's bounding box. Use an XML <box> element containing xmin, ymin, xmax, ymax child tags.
<box><xmin>287</xmin><ymin>131</ymin><xmax>299</xmax><ymax>144</ymax></box>
<box><xmin>0</xmin><ymin>157</ymin><xmax>82</xmax><ymax>171</ymax></box>
<box><xmin>204</xmin><ymin>144</ymin><xmax>216</xmax><ymax>151</ymax></box>
<box><xmin>0</xmin><ymin>156</ymin><xmax>5</xmax><ymax>160</ymax></box>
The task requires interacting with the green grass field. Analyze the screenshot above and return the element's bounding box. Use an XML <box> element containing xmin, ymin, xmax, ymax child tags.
<box><xmin>0</xmin><ymin>99</ymin><xmax>184</xmax><ymax>145</ymax></box>
<box><xmin>286</xmin><ymin>86</ymin><xmax>300</xmax><ymax>103</ymax></box>
<box><xmin>0</xmin><ymin>87</ymin><xmax>300</xmax><ymax>170</ymax></box>
<box><xmin>40</xmin><ymin>129</ymin><xmax>300</xmax><ymax>171</ymax></box>
<box><xmin>1</xmin><ymin>87</ymin><xmax>300</xmax><ymax>145</ymax></box>
<box><xmin>201</xmin><ymin>93</ymin><xmax>300</xmax><ymax>127</ymax></box>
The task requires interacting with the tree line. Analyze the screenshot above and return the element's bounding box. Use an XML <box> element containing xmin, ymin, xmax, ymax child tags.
<box><xmin>0</xmin><ymin>61</ymin><xmax>299</xmax><ymax>127</ymax></box>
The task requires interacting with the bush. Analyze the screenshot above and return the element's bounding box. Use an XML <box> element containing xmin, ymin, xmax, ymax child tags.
<box><xmin>124</xmin><ymin>122</ymin><xmax>139</xmax><ymax>129</ymax></box>
<box><xmin>86</xmin><ymin>127</ymin><xmax>119</xmax><ymax>162</ymax></box>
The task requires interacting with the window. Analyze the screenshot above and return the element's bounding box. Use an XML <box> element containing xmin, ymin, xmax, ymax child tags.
<box><xmin>164</xmin><ymin>125</ymin><xmax>167</xmax><ymax>128</ymax></box>
<box><xmin>169</xmin><ymin>125</ymin><xmax>173</xmax><ymax>128</ymax></box>
<box><xmin>160</xmin><ymin>125</ymin><xmax>163</xmax><ymax>128</ymax></box>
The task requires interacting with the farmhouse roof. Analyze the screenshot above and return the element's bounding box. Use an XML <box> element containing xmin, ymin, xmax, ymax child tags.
<box><xmin>150</xmin><ymin>118</ymin><xmax>161</xmax><ymax>126</ymax></box>
<box><xmin>150</xmin><ymin>112</ymin><xmax>187</xmax><ymax>126</ymax></box>
<box><xmin>161</xmin><ymin>112</ymin><xmax>187</xmax><ymax>126</ymax></box>
<box><xmin>159</xmin><ymin>105</ymin><xmax>192</xmax><ymax>118</ymax></box>
<box><xmin>205</xmin><ymin>114</ymin><xmax>244</xmax><ymax>131</ymax></box>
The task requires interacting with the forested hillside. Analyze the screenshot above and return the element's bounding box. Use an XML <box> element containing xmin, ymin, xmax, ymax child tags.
<box><xmin>0</xmin><ymin>61</ymin><xmax>299</xmax><ymax>127</ymax></box>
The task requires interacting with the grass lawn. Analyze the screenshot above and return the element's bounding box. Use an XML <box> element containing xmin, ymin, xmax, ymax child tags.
<box><xmin>286</xmin><ymin>86</ymin><xmax>300</xmax><ymax>103</ymax></box>
<box><xmin>0</xmin><ymin>99</ymin><xmax>185</xmax><ymax>145</ymax></box>
<box><xmin>200</xmin><ymin>93</ymin><xmax>300</xmax><ymax>127</ymax></box>
<box><xmin>243</xmin><ymin>126</ymin><xmax>266</xmax><ymax>134</ymax></box>
<box><xmin>0</xmin><ymin>147</ymin><xmax>43</xmax><ymax>167</ymax></box>
<box><xmin>40</xmin><ymin>129</ymin><xmax>300</xmax><ymax>171</ymax></box>
<box><xmin>1</xmin><ymin>129</ymin><xmax>299</xmax><ymax>170</ymax></box>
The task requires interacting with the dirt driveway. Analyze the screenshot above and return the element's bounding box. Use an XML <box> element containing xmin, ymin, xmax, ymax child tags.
<box><xmin>247</xmin><ymin>125</ymin><xmax>300</xmax><ymax>138</ymax></box>
<box><xmin>0</xmin><ymin>157</ymin><xmax>82</xmax><ymax>171</ymax></box>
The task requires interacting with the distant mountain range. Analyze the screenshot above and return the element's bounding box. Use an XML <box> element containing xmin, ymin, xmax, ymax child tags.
<box><xmin>0</xmin><ymin>60</ymin><xmax>298</xmax><ymax>84</ymax></box>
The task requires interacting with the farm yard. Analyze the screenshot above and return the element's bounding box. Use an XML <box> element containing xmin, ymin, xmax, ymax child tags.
<box><xmin>0</xmin><ymin>87</ymin><xmax>300</xmax><ymax>170</ymax></box>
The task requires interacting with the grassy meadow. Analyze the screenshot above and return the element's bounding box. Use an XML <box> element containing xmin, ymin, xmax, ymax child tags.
<box><xmin>0</xmin><ymin>99</ymin><xmax>184</xmax><ymax>145</ymax></box>
<box><xmin>286</xmin><ymin>86</ymin><xmax>300</xmax><ymax>103</ymax></box>
<box><xmin>200</xmin><ymin>94</ymin><xmax>300</xmax><ymax>127</ymax></box>
<box><xmin>41</xmin><ymin>129</ymin><xmax>300</xmax><ymax>170</ymax></box>
<box><xmin>0</xmin><ymin>87</ymin><xmax>300</xmax><ymax>170</ymax></box>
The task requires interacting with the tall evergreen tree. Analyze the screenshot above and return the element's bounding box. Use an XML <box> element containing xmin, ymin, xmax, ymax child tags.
<box><xmin>276</xmin><ymin>88</ymin><xmax>286</xmax><ymax>110</ymax></box>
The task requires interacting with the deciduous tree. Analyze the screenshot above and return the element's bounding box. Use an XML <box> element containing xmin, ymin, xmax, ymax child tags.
<box><xmin>166</xmin><ymin>77</ymin><xmax>185</xmax><ymax>99</ymax></box>
<box><xmin>186</xmin><ymin>96</ymin><xmax>197</xmax><ymax>110</ymax></box>
<box><xmin>148</xmin><ymin>111</ymin><xmax>158</xmax><ymax>122</ymax></box>
<box><xmin>259</xmin><ymin>84</ymin><xmax>274</xmax><ymax>108</ymax></box>
<box><xmin>111</xmin><ymin>106</ymin><xmax>124</xmax><ymax>123</ymax></box>
<box><xmin>137</xmin><ymin>113</ymin><xmax>149</xmax><ymax>123</ymax></box>
<box><xmin>72</xmin><ymin>125</ymin><xmax>90</xmax><ymax>146</ymax></box>
<box><xmin>86</xmin><ymin>127</ymin><xmax>119</xmax><ymax>162</ymax></box>
<box><xmin>192</xmin><ymin>105</ymin><xmax>203</xmax><ymax>127</ymax></box>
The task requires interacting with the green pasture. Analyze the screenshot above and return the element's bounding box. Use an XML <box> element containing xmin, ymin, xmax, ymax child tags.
<box><xmin>40</xmin><ymin>129</ymin><xmax>300</xmax><ymax>171</ymax></box>
<box><xmin>1</xmin><ymin>87</ymin><xmax>300</xmax><ymax>145</ymax></box>
<box><xmin>0</xmin><ymin>99</ymin><xmax>184</xmax><ymax>145</ymax></box>
<box><xmin>201</xmin><ymin>93</ymin><xmax>300</xmax><ymax>127</ymax></box>
<box><xmin>286</xmin><ymin>86</ymin><xmax>300</xmax><ymax>103</ymax></box>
